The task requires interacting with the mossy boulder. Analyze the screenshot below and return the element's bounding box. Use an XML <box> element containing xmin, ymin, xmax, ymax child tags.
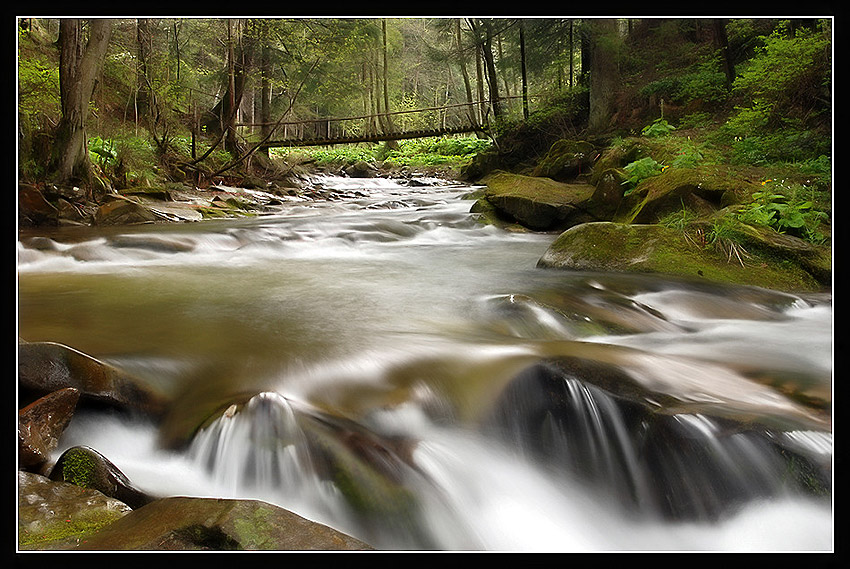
<box><xmin>18</xmin><ymin>471</ymin><xmax>133</xmax><ymax>550</ymax></box>
<box><xmin>49</xmin><ymin>446</ymin><xmax>155</xmax><ymax>510</ymax></box>
<box><xmin>532</xmin><ymin>139</ymin><xmax>598</xmax><ymax>181</ymax></box>
<box><xmin>73</xmin><ymin>496</ymin><xmax>374</xmax><ymax>551</ymax></box>
<box><xmin>617</xmin><ymin>166</ymin><xmax>761</xmax><ymax>224</ymax></box>
<box><xmin>537</xmin><ymin>221</ymin><xmax>825</xmax><ymax>293</ymax></box>
<box><xmin>478</xmin><ymin>170</ymin><xmax>597</xmax><ymax>231</ymax></box>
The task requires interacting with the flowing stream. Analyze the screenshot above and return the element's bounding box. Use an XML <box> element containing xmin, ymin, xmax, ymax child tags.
<box><xmin>17</xmin><ymin>176</ymin><xmax>833</xmax><ymax>551</ymax></box>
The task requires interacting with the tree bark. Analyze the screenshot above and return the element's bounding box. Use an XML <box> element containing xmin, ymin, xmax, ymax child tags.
<box><xmin>519</xmin><ymin>19</ymin><xmax>529</xmax><ymax>120</ymax></box>
<box><xmin>712</xmin><ymin>19</ymin><xmax>735</xmax><ymax>89</ymax></box>
<box><xmin>587</xmin><ymin>18</ymin><xmax>620</xmax><ymax>134</ymax></box>
<box><xmin>50</xmin><ymin>18</ymin><xmax>113</xmax><ymax>189</ymax></box>
<box><xmin>455</xmin><ymin>19</ymin><xmax>477</xmax><ymax>128</ymax></box>
<box><xmin>469</xmin><ymin>18</ymin><xmax>501</xmax><ymax>120</ymax></box>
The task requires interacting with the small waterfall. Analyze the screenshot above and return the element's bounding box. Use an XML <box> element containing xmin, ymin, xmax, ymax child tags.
<box><xmin>188</xmin><ymin>392</ymin><xmax>313</xmax><ymax>493</ymax></box>
<box><xmin>483</xmin><ymin>360</ymin><xmax>829</xmax><ymax>522</ymax></box>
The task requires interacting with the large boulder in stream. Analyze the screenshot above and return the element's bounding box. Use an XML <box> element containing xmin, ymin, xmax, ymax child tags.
<box><xmin>474</xmin><ymin>170</ymin><xmax>600</xmax><ymax>231</ymax></box>
<box><xmin>537</xmin><ymin>221</ymin><xmax>828</xmax><ymax>293</ymax></box>
<box><xmin>18</xmin><ymin>471</ymin><xmax>133</xmax><ymax>550</ymax></box>
<box><xmin>18</xmin><ymin>340</ymin><xmax>169</xmax><ymax>417</ymax></box>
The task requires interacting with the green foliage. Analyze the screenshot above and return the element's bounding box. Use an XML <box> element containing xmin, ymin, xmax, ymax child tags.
<box><xmin>732</xmin><ymin>25</ymin><xmax>830</xmax><ymax>123</ymax></box>
<box><xmin>622</xmin><ymin>157</ymin><xmax>664</xmax><ymax>193</ymax></box>
<box><xmin>17</xmin><ymin>55</ymin><xmax>60</xmax><ymax>127</ymax></box>
<box><xmin>383</xmin><ymin>136</ymin><xmax>492</xmax><ymax>168</ymax></box>
<box><xmin>641</xmin><ymin>118</ymin><xmax>676</xmax><ymax>138</ymax></box>
<box><xmin>659</xmin><ymin>201</ymin><xmax>699</xmax><ymax>231</ymax></box>
<box><xmin>670</xmin><ymin>139</ymin><xmax>704</xmax><ymax>168</ymax></box>
<box><xmin>736</xmin><ymin>180</ymin><xmax>829</xmax><ymax>243</ymax></box>
<box><xmin>677</xmin><ymin>112</ymin><xmax>714</xmax><ymax>130</ymax></box>
<box><xmin>673</xmin><ymin>60</ymin><xmax>729</xmax><ymax>104</ymax></box>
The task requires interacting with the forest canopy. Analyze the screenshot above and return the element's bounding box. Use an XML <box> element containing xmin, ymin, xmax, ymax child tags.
<box><xmin>17</xmin><ymin>17</ymin><xmax>832</xmax><ymax>191</ymax></box>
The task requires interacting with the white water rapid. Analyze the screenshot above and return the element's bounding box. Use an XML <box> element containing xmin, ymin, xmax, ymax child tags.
<box><xmin>18</xmin><ymin>176</ymin><xmax>833</xmax><ymax>552</ymax></box>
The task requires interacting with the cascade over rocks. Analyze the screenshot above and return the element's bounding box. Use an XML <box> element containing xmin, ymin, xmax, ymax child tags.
<box><xmin>483</xmin><ymin>357</ymin><xmax>831</xmax><ymax>521</ymax></box>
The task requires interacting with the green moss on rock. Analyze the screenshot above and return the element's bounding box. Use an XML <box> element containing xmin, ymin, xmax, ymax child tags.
<box><xmin>537</xmin><ymin>222</ymin><xmax>825</xmax><ymax>293</ymax></box>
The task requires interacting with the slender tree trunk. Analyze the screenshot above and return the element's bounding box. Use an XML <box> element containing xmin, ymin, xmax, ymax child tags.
<box><xmin>469</xmin><ymin>18</ymin><xmax>501</xmax><ymax>120</ymax></box>
<box><xmin>713</xmin><ymin>19</ymin><xmax>735</xmax><ymax>89</ymax></box>
<box><xmin>587</xmin><ymin>18</ymin><xmax>620</xmax><ymax>133</ymax></box>
<box><xmin>569</xmin><ymin>20</ymin><xmax>574</xmax><ymax>88</ymax></box>
<box><xmin>50</xmin><ymin>18</ymin><xmax>113</xmax><ymax>190</ymax></box>
<box><xmin>381</xmin><ymin>19</ymin><xmax>398</xmax><ymax>148</ymax></box>
<box><xmin>519</xmin><ymin>19</ymin><xmax>529</xmax><ymax>120</ymax></box>
<box><xmin>454</xmin><ymin>19</ymin><xmax>476</xmax><ymax>128</ymax></box>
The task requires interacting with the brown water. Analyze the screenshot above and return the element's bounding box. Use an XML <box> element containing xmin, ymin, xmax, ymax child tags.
<box><xmin>17</xmin><ymin>176</ymin><xmax>833</xmax><ymax>551</ymax></box>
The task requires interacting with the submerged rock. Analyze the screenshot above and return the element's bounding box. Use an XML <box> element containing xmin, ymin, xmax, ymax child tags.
<box><xmin>484</xmin><ymin>357</ymin><xmax>832</xmax><ymax>521</ymax></box>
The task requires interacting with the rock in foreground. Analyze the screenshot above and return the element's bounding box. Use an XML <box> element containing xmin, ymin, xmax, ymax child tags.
<box><xmin>74</xmin><ymin>496</ymin><xmax>374</xmax><ymax>551</ymax></box>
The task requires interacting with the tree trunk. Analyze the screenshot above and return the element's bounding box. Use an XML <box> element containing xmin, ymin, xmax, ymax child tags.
<box><xmin>455</xmin><ymin>19</ymin><xmax>477</xmax><ymax>128</ymax></box>
<box><xmin>469</xmin><ymin>18</ymin><xmax>501</xmax><ymax>120</ymax></box>
<box><xmin>50</xmin><ymin>18</ymin><xmax>113</xmax><ymax>190</ymax></box>
<box><xmin>712</xmin><ymin>19</ymin><xmax>735</xmax><ymax>89</ymax></box>
<box><xmin>519</xmin><ymin>19</ymin><xmax>529</xmax><ymax>120</ymax></box>
<box><xmin>587</xmin><ymin>18</ymin><xmax>620</xmax><ymax>134</ymax></box>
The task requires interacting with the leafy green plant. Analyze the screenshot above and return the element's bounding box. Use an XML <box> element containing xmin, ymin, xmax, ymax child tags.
<box><xmin>736</xmin><ymin>181</ymin><xmax>829</xmax><ymax>243</ymax></box>
<box><xmin>670</xmin><ymin>140</ymin><xmax>704</xmax><ymax>168</ymax></box>
<box><xmin>641</xmin><ymin>118</ymin><xmax>676</xmax><ymax>138</ymax></box>
<box><xmin>622</xmin><ymin>157</ymin><xmax>664</xmax><ymax>193</ymax></box>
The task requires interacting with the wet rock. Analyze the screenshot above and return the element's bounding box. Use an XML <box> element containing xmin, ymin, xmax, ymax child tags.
<box><xmin>19</xmin><ymin>388</ymin><xmax>81</xmax><ymax>472</ymax></box>
<box><xmin>18</xmin><ymin>340</ymin><xmax>168</xmax><ymax>417</ymax></box>
<box><xmin>19</xmin><ymin>184</ymin><xmax>58</xmax><ymax>227</ymax></box>
<box><xmin>49</xmin><ymin>446</ymin><xmax>155</xmax><ymax>510</ymax></box>
<box><xmin>345</xmin><ymin>160</ymin><xmax>377</xmax><ymax>178</ymax></box>
<box><xmin>74</xmin><ymin>496</ymin><xmax>374</xmax><ymax>550</ymax></box>
<box><xmin>587</xmin><ymin>167</ymin><xmax>628</xmax><ymax>219</ymax></box>
<box><xmin>94</xmin><ymin>196</ymin><xmax>159</xmax><ymax>225</ymax></box>
<box><xmin>18</xmin><ymin>471</ymin><xmax>132</xmax><ymax>551</ymax></box>
<box><xmin>118</xmin><ymin>185</ymin><xmax>173</xmax><ymax>201</ymax></box>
